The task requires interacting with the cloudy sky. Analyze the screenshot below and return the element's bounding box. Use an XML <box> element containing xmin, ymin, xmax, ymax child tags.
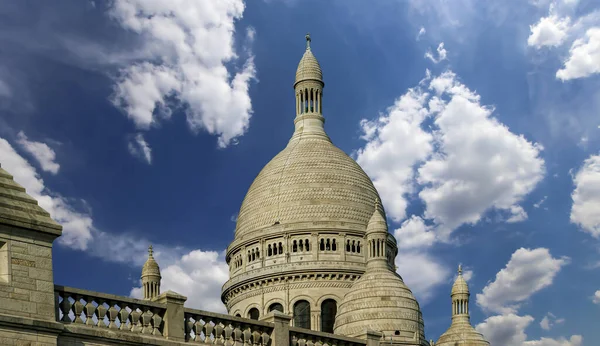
<box><xmin>0</xmin><ymin>0</ymin><xmax>599</xmax><ymax>344</ymax></box>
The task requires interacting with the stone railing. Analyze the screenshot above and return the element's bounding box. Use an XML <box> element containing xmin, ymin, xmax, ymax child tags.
<box><xmin>54</xmin><ymin>285</ymin><xmax>166</xmax><ymax>337</ymax></box>
<box><xmin>184</xmin><ymin>308</ymin><xmax>272</xmax><ymax>344</ymax></box>
<box><xmin>52</xmin><ymin>285</ymin><xmax>382</xmax><ymax>346</ymax></box>
<box><xmin>289</xmin><ymin>326</ymin><xmax>367</xmax><ymax>346</ymax></box>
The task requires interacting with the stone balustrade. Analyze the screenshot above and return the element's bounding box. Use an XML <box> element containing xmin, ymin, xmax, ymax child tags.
<box><xmin>184</xmin><ymin>308</ymin><xmax>272</xmax><ymax>344</ymax></box>
<box><xmin>50</xmin><ymin>285</ymin><xmax>384</xmax><ymax>346</ymax></box>
<box><xmin>289</xmin><ymin>326</ymin><xmax>367</xmax><ymax>346</ymax></box>
<box><xmin>54</xmin><ymin>285</ymin><xmax>166</xmax><ymax>337</ymax></box>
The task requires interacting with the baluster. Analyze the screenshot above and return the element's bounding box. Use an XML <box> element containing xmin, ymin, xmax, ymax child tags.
<box><xmin>242</xmin><ymin>327</ymin><xmax>252</xmax><ymax>344</ymax></box>
<box><xmin>298</xmin><ymin>337</ymin><xmax>307</xmax><ymax>346</ymax></box>
<box><xmin>214</xmin><ymin>322</ymin><xmax>225</xmax><ymax>345</ymax></box>
<box><xmin>96</xmin><ymin>301</ymin><xmax>108</xmax><ymax>328</ymax></box>
<box><xmin>84</xmin><ymin>299</ymin><xmax>95</xmax><ymax>326</ymax></box>
<box><xmin>130</xmin><ymin>309</ymin><xmax>142</xmax><ymax>333</ymax></box>
<box><xmin>204</xmin><ymin>321</ymin><xmax>215</xmax><ymax>344</ymax></box>
<box><xmin>251</xmin><ymin>330</ymin><xmax>261</xmax><ymax>345</ymax></box>
<box><xmin>192</xmin><ymin>318</ymin><xmax>204</xmax><ymax>342</ymax></box>
<box><xmin>151</xmin><ymin>308</ymin><xmax>163</xmax><ymax>336</ymax></box>
<box><xmin>261</xmin><ymin>331</ymin><xmax>270</xmax><ymax>346</ymax></box>
<box><xmin>224</xmin><ymin>323</ymin><xmax>234</xmax><ymax>345</ymax></box>
<box><xmin>314</xmin><ymin>341</ymin><xmax>323</xmax><ymax>346</ymax></box>
<box><xmin>184</xmin><ymin>316</ymin><xmax>193</xmax><ymax>341</ymax></box>
<box><xmin>306</xmin><ymin>340</ymin><xmax>315</xmax><ymax>346</ymax></box>
<box><xmin>233</xmin><ymin>324</ymin><xmax>243</xmax><ymax>345</ymax></box>
<box><xmin>107</xmin><ymin>304</ymin><xmax>119</xmax><ymax>329</ymax></box>
<box><xmin>119</xmin><ymin>307</ymin><xmax>131</xmax><ymax>331</ymax></box>
<box><xmin>72</xmin><ymin>297</ymin><xmax>84</xmax><ymax>324</ymax></box>
<box><xmin>141</xmin><ymin>309</ymin><xmax>153</xmax><ymax>334</ymax></box>
<box><xmin>59</xmin><ymin>296</ymin><xmax>72</xmax><ymax>323</ymax></box>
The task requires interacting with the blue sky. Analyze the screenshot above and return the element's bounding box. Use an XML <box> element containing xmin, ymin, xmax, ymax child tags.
<box><xmin>0</xmin><ymin>0</ymin><xmax>599</xmax><ymax>345</ymax></box>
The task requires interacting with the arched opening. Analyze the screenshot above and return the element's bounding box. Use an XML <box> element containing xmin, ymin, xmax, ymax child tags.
<box><xmin>278</xmin><ymin>242</ymin><xmax>283</xmax><ymax>254</ymax></box>
<box><xmin>305</xmin><ymin>239</ymin><xmax>310</xmax><ymax>251</ymax></box>
<box><xmin>332</xmin><ymin>239</ymin><xmax>337</xmax><ymax>251</ymax></box>
<box><xmin>293</xmin><ymin>240</ymin><xmax>298</xmax><ymax>252</ymax></box>
<box><xmin>357</xmin><ymin>241</ymin><xmax>361</xmax><ymax>254</ymax></box>
<box><xmin>248</xmin><ymin>308</ymin><xmax>260</xmax><ymax>320</ymax></box>
<box><xmin>268</xmin><ymin>303</ymin><xmax>284</xmax><ymax>313</ymax></box>
<box><xmin>320</xmin><ymin>299</ymin><xmax>337</xmax><ymax>333</ymax></box>
<box><xmin>235</xmin><ymin>314</ymin><xmax>241</xmax><ymax>318</ymax></box>
<box><xmin>299</xmin><ymin>239</ymin><xmax>304</xmax><ymax>251</ymax></box>
<box><xmin>293</xmin><ymin>300</ymin><xmax>311</xmax><ymax>329</ymax></box>
<box><xmin>268</xmin><ymin>244</ymin><xmax>272</xmax><ymax>256</ymax></box>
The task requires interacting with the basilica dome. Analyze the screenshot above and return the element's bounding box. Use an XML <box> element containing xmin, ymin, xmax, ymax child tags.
<box><xmin>234</xmin><ymin>138</ymin><xmax>381</xmax><ymax>238</ymax></box>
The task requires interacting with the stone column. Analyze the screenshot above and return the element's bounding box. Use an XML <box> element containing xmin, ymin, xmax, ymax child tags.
<box><xmin>261</xmin><ymin>311</ymin><xmax>292</xmax><ymax>346</ymax></box>
<box><xmin>154</xmin><ymin>291</ymin><xmax>187</xmax><ymax>341</ymax></box>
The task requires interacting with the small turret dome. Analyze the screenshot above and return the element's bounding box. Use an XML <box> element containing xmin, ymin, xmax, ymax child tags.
<box><xmin>142</xmin><ymin>246</ymin><xmax>160</xmax><ymax>277</ymax></box>
<box><xmin>451</xmin><ymin>265</ymin><xmax>469</xmax><ymax>295</ymax></box>
<box><xmin>294</xmin><ymin>34</ymin><xmax>323</xmax><ymax>87</ymax></box>
<box><xmin>141</xmin><ymin>245</ymin><xmax>161</xmax><ymax>300</ymax></box>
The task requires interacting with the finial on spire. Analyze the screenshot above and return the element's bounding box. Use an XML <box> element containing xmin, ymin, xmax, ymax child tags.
<box><xmin>148</xmin><ymin>245</ymin><xmax>154</xmax><ymax>257</ymax></box>
<box><xmin>458</xmin><ymin>264</ymin><xmax>462</xmax><ymax>275</ymax></box>
<box><xmin>305</xmin><ymin>33</ymin><xmax>311</xmax><ymax>49</ymax></box>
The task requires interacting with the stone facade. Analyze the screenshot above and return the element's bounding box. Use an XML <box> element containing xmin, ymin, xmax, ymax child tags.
<box><xmin>0</xmin><ymin>35</ymin><xmax>490</xmax><ymax>346</ymax></box>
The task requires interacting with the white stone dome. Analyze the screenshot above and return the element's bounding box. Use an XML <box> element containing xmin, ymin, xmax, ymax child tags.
<box><xmin>333</xmin><ymin>268</ymin><xmax>426</xmax><ymax>342</ymax></box>
<box><xmin>234</xmin><ymin>137</ymin><xmax>381</xmax><ymax>238</ymax></box>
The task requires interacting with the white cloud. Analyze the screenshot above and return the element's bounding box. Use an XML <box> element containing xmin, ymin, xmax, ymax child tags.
<box><xmin>477</xmin><ymin>314</ymin><xmax>534</xmax><ymax>346</ymax></box>
<box><xmin>393</xmin><ymin>215</ymin><xmax>436</xmax><ymax>250</ymax></box>
<box><xmin>557</xmin><ymin>27</ymin><xmax>600</xmax><ymax>80</ymax></box>
<box><xmin>0</xmin><ymin>137</ymin><xmax>92</xmax><ymax>249</ymax></box>
<box><xmin>128</xmin><ymin>133</ymin><xmax>152</xmax><ymax>164</ymax></box>
<box><xmin>534</xmin><ymin>196</ymin><xmax>548</xmax><ymax>208</ymax></box>
<box><xmin>476</xmin><ymin>248</ymin><xmax>569</xmax><ymax>314</ymax></box>
<box><xmin>593</xmin><ymin>290</ymin><xmax>600</xmax><ymax>304</ymax></box>
<box><xmin>425</xmin><ymin>42</ymin><xmax>447</xmax><ymax>63</ymax></box>
<box><xmin>357</xmin><ymin>70</ymin><xmax>544</xmax><ymax>239</ymax></box>
<box><xmin>109</xmin><ymin>0</ymin><xmax>256</xmax><ymax>148</ymax></box>
<box><xmin>395</xmin><ymin>251</ymin><xmax>449</xmax><ymax>303</ymax></box>
<box><xmin>528</xmin><ymin>15</ymin><xmax>571</xmax><ymax>48</ymax></box>
<box><xmin>16</xmin><ymin>131</ymin><xmax>60</xmax><ymax>174</ymax></box>
<box><xmin>392</xmin><ymin>215</ymin><xmax>449</xmax><ymax>302</ymax></box>
<box><xmin>355</xmin><ymin>85</ymin><xmax>433</xmax><ymax>222</ymax></box>
<box><xmin>418</xmin><ymin>71</ymin><xmax>544</xmax><ymax>236</ymax></box>
<box><xmin>476</xmin><ymin>314</ymin><xmax>582</xmax><ymax>346</ymax></box>
<box><xmin>131</xmin><ymin>249</ymin><xmax>228</xmax><ymax>313</ymax></box>
<box><xmin>570</xmin><ymin>154</ymin><xmax>600</xmax><ymax>238</ymax></box>
<box><xmin>417</xmin><ymin>26</ymin><xmax>426</xmax><ymax>40</ymax></box>
<box><xmin>540</xmin><ymin>312</ymin><xmax>565</xmax><ymax>331</ymax></box>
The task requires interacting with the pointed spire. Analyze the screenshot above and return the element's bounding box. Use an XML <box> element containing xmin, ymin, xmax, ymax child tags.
<box><xmin>148</xmin><ymin>245</ymin><xmax>154</xmax><ymax>258</ymax></box>
<box><xmin>305</xmin><ymin>33</ymin><xmax>311</xmax><ymax>50</ymax></box>
<box><xmin>458</xmin><ymin>264</ymin><xmax>462</xmax><ymax>276</ymax></box>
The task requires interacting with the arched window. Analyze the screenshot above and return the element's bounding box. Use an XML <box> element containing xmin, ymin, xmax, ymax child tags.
<box><xmin>278</xmin><ymin>242</ymin><xmax>283</xmax><ymax>254</ymax></box>
<box><xmin>352</xmin><ymin>241</ymin><xmax>356</xmax><ymax>253</ymax></box>
<box><xmin>325</xmin><ymin>239</ymin><xmax>331</xmax><ymax>251</ymax></box>
<box><xmin>320</xmin><ymin>239</ymin><xmax>325</xmax><ymax>251</ymax></box>
<box><xmin>293</xmin><ymin>240</ymin><xmax>298</xmax><ymax>252</ymax></box>
<box><xmin>321</xmin><ymin>299</ymin><xmax>337</xmax><ymax>333</ymax></box>
<box><xmin>269</xmin><ymin>303</ymin><xmax>284</xmax><ymax>313</ymax></box>
<box><xmin>293</xmin><ymin>300</ymin><xmax>311</xmax><ymax>329</ymax></box>
<box><xmin>357</xmin><ymin>241</ymin><xmax>361</xmax><ymax>254</ymax></box>
<box><xmin>332</xmin><ymin>239</ymin><xmax>337</xmax><ymax>251</ymax></box>
<box><xmin>305</xmin><ymin>239</ymin><xmax>310</xmax><ymax>251</ymax></box>
<box><xmin>346</xmin><ymin>240</ymin><xmax>350</xmax><ymax>252</ymax></box>
<box><xmin>299</xmin><ymin>240</ymin><xmax>304</xmax><ymax>252</ymax></box>
<box><xmin>248</xmin><ymin>308</ymin><xmax>260</xmax><ymax>320</ymax></box>
<box><xmin>273</xmin><ymin>243</ymin><xmax>278</xmax><ymax>255</ymax></box>
<box><xmin>268</xmin><ymin>244</ymin><xmax>272</xmax><ymax>256</ymax></box>
<box><xmin>235</xmin><ymin>314</ymin><xmax>241</xmax><ymax>318</ymax></box>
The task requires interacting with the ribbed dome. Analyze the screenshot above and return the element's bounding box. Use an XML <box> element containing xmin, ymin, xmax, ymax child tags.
<box><xmin>452</xmin><ymin>274</ymin><xmax>469</xmax><ymax>295</ymax></box>
<box><xmin>435</xmin><ymin>323</ymin><xmax>490</xmax><ymax>346</ymax></box>
<box><xmin>333</xmin><ymin>268</ymin><xmax>426</xmax><ymax>342</ymax></box>
<box><xmin>294</xmin><ymin>34</ymin><xmax>323</xmax><ymax>87</ymax></box>
<box><xmin>234</xmin><ymin>137</ymin><xmax>381</xmax><ymax>238</ymax></box>
<box><xmin>142</xmin><ymin>246</ymin><xmax>161</xmax><ymax>277</ymax></box>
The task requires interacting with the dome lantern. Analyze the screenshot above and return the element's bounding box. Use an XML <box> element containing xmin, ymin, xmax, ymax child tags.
<box><xmin>141</xmin><ymin>245</ymin><xmax>161</xmax><ymax>300</ymax></box>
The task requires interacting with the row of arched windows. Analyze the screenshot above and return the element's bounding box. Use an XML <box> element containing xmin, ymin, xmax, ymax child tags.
<box><xmin>247</xmin><ymin>247</ymin><xmax>260</xmax><ymax>263</ymax></box>
<box><xmin>239</xmin><ymin>300</ymin><xmax>338</xmax><ymax>333</ymax></box>
<box><xmin>232</xmin><ymin>254</ymin><xmax>243</xmax><ymax>269</ymax></box>
<box><xmin>319</xmin><ymin>238</ymin><xmax>337</xmax><ymax>251</ymax></box>
<box><xmin>453</xmin><ymin>299</ymin><xmax>469</xmax><ymax>315</ymax></box>
<box><xmin>345</xmin><ymin>239</ymin><xmax>361</xmax><ymax>253</ymax></box>
<box><xmin>368</xmin><ymin>238</ymin><xmax>386</xmax><ymax>258</ymax></box>
<box><xmin>296</xmin><ymin>87</ymin><xmax>322</xmax><ymax>115</ymax></box>
<box><xmin>292</xmin><ymin>239</ymin><xmax>310</xmax><ymax>252</ymax></box>
<box><xmin>267</xmin><ymin>242</ymin><xmax>284</xmax><ymax>256</ymax></box>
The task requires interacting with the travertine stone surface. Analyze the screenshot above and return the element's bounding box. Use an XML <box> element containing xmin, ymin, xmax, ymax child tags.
<box><xmin>435</xmin><ymin>266</ymin><xmax>489</xmax><ymax>346</ymax></box>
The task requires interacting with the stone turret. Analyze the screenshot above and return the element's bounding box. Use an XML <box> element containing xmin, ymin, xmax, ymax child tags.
<box><xmin>334</xmin><ymin>199</ymin><xmax>427</xmax><ymax>345</ymax></box>
<box><xmin>141</xmin><ymin>245</ymin><xmax>161</xmax><ymax>300</ymax></box>
<box><xmin>435</xmin><ymin>265</ymin><xmax>490</xmax><ymax>346</ymax></box>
